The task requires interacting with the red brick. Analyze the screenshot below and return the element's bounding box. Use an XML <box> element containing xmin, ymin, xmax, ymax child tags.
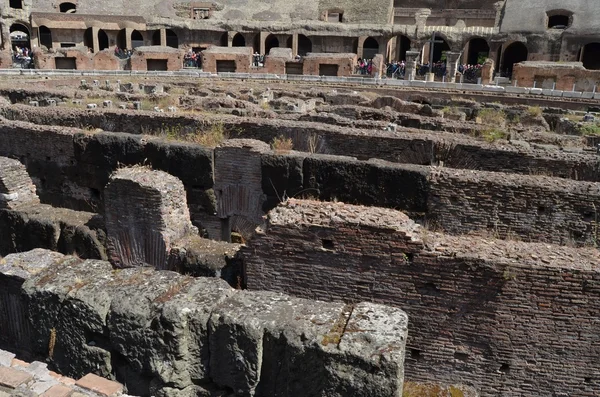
<box><xmin>75</xmin><ymin>374</ymin><xmax>123</xmax><ymax>397</ymax></box>
<box><xmin>0</xmin><ymin>366</ymin><xmax>33</xmax><ymax>389</ymax></box>
<box><xmin>41</xmin><ymin>384</ymin><xmax>73</xmax><ymax>397</ymax></box>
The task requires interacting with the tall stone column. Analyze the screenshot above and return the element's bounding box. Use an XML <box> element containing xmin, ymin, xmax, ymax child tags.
<box><xmin>404</xmin><ymin>50</ymin><xmax>420</xmax><ymax>80</ymax></box>
<box><xmin>445</xmin><ymin>51</ymin><xmax>461</xmax><ymax>83</ymax></box>
<box><xmin>160</xmin><ymin>28</ymin><xmax>167</xmax><ymax>47</ymax></box>
<box><xmin>259</xmin><ymin>32</ymin><xmax>268</xmax><ymax>55</ymax></box>
<box><xmin>125</xmin><ymin>28</ymin><xmax>132</xmax><ymax>50</ymax></box>
<box><xmin>92</xmin><ymin>27</ymin><xmax>100</xmax><ymax>53</ymax></box>
<box><xmin>292</xmin><ymin>33</ymin><xmax>298</xmax><ymax>56</ymax></box>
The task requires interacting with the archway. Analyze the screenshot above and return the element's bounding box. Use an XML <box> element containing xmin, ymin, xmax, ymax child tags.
<box><xmin>152</xmin><ymin>30</ymin><xmax>161</xmax><ymax>46</ymax></box>
<box><xmin>131</xmin><ymin>30</ymin><xmax>143</xmax><ymax>49</ymax></box>
<box><xmin>465</xmin><ymin>37</ymin><xmax>490</xmax><ymax>65</ymax></box>
<box><xmin>502</xmin><ymin>41</ymin><xmax>528</xmax><ymax>77</ymax></box>
<box><xmin>393</xmin><ymin>35</ymin><xmax>411</xmax><ymax>61</ymax></box>
<box><xmin>10</xmin><ymin>23</ymin><xmax>30</xmax><ymax>50</ymax></box>
<box><xmin>298</xmin><ymin>34</ymin><xmax>312</xmax><ymax>56</ymax></box>
<box><xmin>166</xmin><ymin>29</ymin><xmax>178</xmax><ymax>48</ymax></box>
<box><xmin>83</xmin><ymin>27</ymin><xmax>93</xmax><ymax>50</ymax></box>
<box><xmin>219</xmin><ymin>32</ymin><xmax>228</xmax><ymax>47</ymax></box>
<box><xmin>116</xmin><ymin>29</ymin><xmax>127</xmax><ymax>49</ymax></box>
<box><xmin>265</xmin><ymin>34</ymin><xmax>279</xmax><ymax>55</ymax></box>
<box><xmin>581</xmin><ymin>43</ymin><xmax>600</xmax><ymax>70</ymax></box>
<box><xmin>59</xmin><ymin>2</ymin><xmax>76</xmax><ymax>13</ymax></box>
<box><xmin>428</xmin><ymin>36</ymin><xmax>450</xmax><ymax>64</ymax></box>
<box><xmin>39</xmin><ymin>26</ymin><xmax>52</xmax><ymax>49</ymax></box>
<box><xmin>98</xmin><ymin>29</ymin><xmax>109</xmax><ymax>51</ymax></box>
<box><xmin>232</xmin><ymin>33</ymin><xmax>245</xmax><ymax>47</ymax></box>
<box><xmin>362</xmin><ymin>37</ymin><xmax>379</xmax><ymax>59</ymax></box>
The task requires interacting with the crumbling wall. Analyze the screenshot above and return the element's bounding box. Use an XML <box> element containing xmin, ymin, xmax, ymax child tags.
<box><xmin>242</xmin><ymin>199</ymin><xmax>600</xmax><ymax>396</ymax></box>
<box><xmin>0</xmin><ymin>248</ymin><xmax>408</xmax><ymax>397</ymax></box>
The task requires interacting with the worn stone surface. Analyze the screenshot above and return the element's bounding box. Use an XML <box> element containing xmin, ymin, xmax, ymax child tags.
<box><xmin>0</xmin><ymin>157</ymin><xmax>39</xmax><ymax>210</ymax></box>
<box><xmin>104</xmin><ymin>167</ymin><xmax>197</xmax><ymax>269</ymax></box>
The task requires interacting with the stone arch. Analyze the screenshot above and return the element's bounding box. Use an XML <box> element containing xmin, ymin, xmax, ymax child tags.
<box><xmin>10</xmin><ymin>23</ymin><xmax>31</xmax><ymax>50</ymax></box>
<box><xmin>232</xmin><ymin>32</ymin><xmax>245</xmax><ymax>47</ymax></box>
<box><xmin>131</xmin><ymin>30</ymin><xmax>143</xmax><ymax>48</ymax></box>
<box><xmin>98</xmin><ymin>29</ymin><xmax>109</xmax><ymax>51</ymax></box>
<box><xmin>59</xmin><ymin>2</ymin><xmax>77</xmax><ymax>13</ymax></box>
<box><xmin>546</xmin><ymin>9</ymin><xmax>573</xmax><ymax>29</ymax></box>
<box><xmin>502</xmin><ymin>41</ymin><xmax>528</xmax><ymax>77</ymax></box>
<box><xmin>152</xmin><ymin>30</ymin><xmax>161</xmax><ymax>46</ymax></box>
<box><xmin>464</xmin><ymin>37</ymin><xmax>490</xmax><ymax>65</ymax></box>
<box><xmin>219</xmin><ymin>32</ymin><xmax>228</xmax><ymax>46</ymax></box>
<box><xmin>581</xmin><ymin>43</ymin><xmax>600</xmax><ymax>70</ymax></box>
<box><xmin>39</xmin><ymin>26</ymin><xmax>52</xmax><ymax>49</ymax></box>
<box><xmin>390</xmin><ymin>34</ymin><xmax>411</xmax><ymax>61</ymax></box>
<box><xmin>421</xmin><ymin>33</ymin><xmax>450</xmax><ymax>64</ymax></box>
<box><xmin>84</xmin><ymin>27</ymin><xmax>93</xmax><ymax>50</ymax></box>
<box><xmin>362</xmin><ymin>37</ymin><xmax>379</xmax><ymax>59</ymax></box>
<box><xmin>166</xmin><ymin>29</ymin><xmax>178</xmax><ymax>48</ymax></box>
<box><xmin>265</xmin><ymin>34</ymin><xmax>279</xmax><ymax>55</ymax></box>
<box><xmin>298</xmin><ymin>34</ymin><xmax>312</xmax><ymax>56</ymax></box>
<box><xmin>116</xmin><ymin>29</ymin><xmax>127</xmax><ymax>49</ymax></box>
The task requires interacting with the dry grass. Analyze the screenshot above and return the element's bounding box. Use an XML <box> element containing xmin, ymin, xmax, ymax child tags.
<box><xmin>402</xmin><ymin>382</ymin><xmax>469</xmax><ymax>397</ymax></box>
<box><xmin>477</xmin><ymin>108</ymin><xmax>506</xmax><ymax>126</ymax></box>
<box><xmin>271</xmin><ymin>135</ymin><xmax>293</xmax><ymax>153</ymax></box>
<box><xmin>527</xmin><ymin>106</ymin><xmax>543</xmax><ymax>117</ymax></box>
<box><xmin>187</xmin><ymin>122</ymin><xmax>228</xmax><ymax>147</ymax></box>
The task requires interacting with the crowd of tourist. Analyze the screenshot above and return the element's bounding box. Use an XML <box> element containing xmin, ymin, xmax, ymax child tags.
<box><xmin>13</xmin><ymin>46</ymin><xmax>33</xmax><ymax>68</ymax></box>
<box><xmin>382</xmin><ymin>58</ymin><xmax>484</xmax><ymax>82</ymax></box>
<box><xmin>114</xmin><ymin>47</ymin><xmax>133</xmax><ymax>59</ymax></box>
<box><xmin>355</xmin><ymin>58</ymin><xmax>375</xmax><ymax>75</ymax></box>
<box><xmin>183</xmin><ymin>50</ymin><xmax>202</xmax><ymax>68</ymax></box>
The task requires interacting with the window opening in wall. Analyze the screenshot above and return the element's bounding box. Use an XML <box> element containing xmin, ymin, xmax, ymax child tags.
<box><xmin>410</xmin><ymin>349</ymin><xmax>423</xmax><ymax>361</ymax></box>
<box><xmin>547</xmin><ymin>10</ymin><xmax>572</xmax><ymax>29</ymax></box>
<box><xmin>193</xmin><ymin>8</ymin><xmax>210</xmax><ymax>19</ymax></box>
<box><xmin>325</xmin><ymin>9</ymin><xmax>344</xmax><ymax>22</ymax></box>
<box><xmin>321</xmin><ymin>239</ymin><xmax>334</xmax><ymax>250</ymax></box>
<box><xmin>9</xmin><ymin>0</ymin><xmax>23</xmax><ymax>9</ymax></box>
<box><xmin>59</xmin><ymin>2</ymin><xmax>77</xmax><ymax>13</ymax></box>
<box><xmin>499</xmin><ymin>363</ymin><xmax>510</xmax><ymax>373</ymax></box>
<box><xmin>60</xmin><ymin>43</ymin><xmax>76</xmax><ymax>48</ymax></box>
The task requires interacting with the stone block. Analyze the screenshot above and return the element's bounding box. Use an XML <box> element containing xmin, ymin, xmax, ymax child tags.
<box><xmin>80</xmin><ymin>80</ymin><xmax>87</xmax><ymax>87</ymax></box>
<box><xmin>0</xmin><ymin>156</ymin><xmax>40</xmax><ymax>210</ymax></box>
<box><xmin>481</xmin><ymin>85</ymin><xmax>505</xmax><ymax>92</ymax></box>
<box><xmin>562</xmin><ymin>91</ymin><xmax>582</xmax><ymax>98</ymax></box>
<box><xmin>71</xmin><ymin>99</ymin><xmax>82</xmax><ymax>105</ymax></box>
<box><xmin>75</xmin><ymin>374</ymin><xmax>123</xmax><ymax>397</ymax></box>
<box><xmin>505</xmin><ymin>86</ymin><xmax>530</xmax><ymax>94</ymax></box>
<box><xmin>132</xmin><ymin>101</ymin><xmax>141</xmax><ymax>110</ymax></box>
<box><xmin>425</xmin><ymin>81</ymin><xmax>446</xmax><ymax>89</ymax></box>
<box><xmin>0</xmin><ymin>350</ymin><xmax>15</xmax><ymax>367</ymax></box>
<box><xmin>118</xmin><ymin>104</ymin><xmax>127</xmax><ymax>109</ymax></box>
<box><xmin>92</xmin><ymin>80</ymin><xmax>99</xmax><ymax>86</ymax></box>
<box><xmin>408</xmin><ymin>80</ymin><xmax>426</xmax><ymax>87</ymax></box>
<box><xmin>102</xmin><ymin>100</ymin><xmax>112</xmax><ymax>108</ymax></box>
<box><xmin>86</xmin><ymin>103</ymin><xmax>97</xmax><ymax>109</ymax></box>
<box><xmin>28</xmin><ymin>101</ymin><xmax>38</xmax><ymax>107</ymax></box>
<box><xmin>551</xmin><ymin>90</ymin><xmax>564</xmax><ymax>97</ymax></box>
<box><xmin>41</xmin><ymin>384</ymin><xmax>74</xmax><ymax>397</ymax></box>
<box><xmin>104</xmin><ymin>167</ymin><xmax>197</xmax><ymax>269</ymax></box>
<box><xmin>529</xmin><ymin>88</ymin><xmax>543</xmax><ymax>95</ymax></box>
<box><xmin>47</xmin><ymin>99</ymin><xmax>56</xmax><ymax>107</ymax></box>
<box><xmin>167</xmin><ymin>106</ymin><xmax>177</xmax><ymax>112</ymax></box>
<box><xmin>581</xmin><ymin>91</ymin><xmax>595</xmax><ymax>99</ymax></box>
<box><xmin>0</xmin><ymin>367</ymin><xmax>33</xmax><ymax>389</ymax></box>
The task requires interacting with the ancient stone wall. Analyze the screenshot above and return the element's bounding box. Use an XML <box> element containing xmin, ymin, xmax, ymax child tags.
<box><xmin>513</xmin><ymin>61</ymin><xmax>600</xmax><ymax>92</ymax></box>
<box><xmin>0</xmin><ymin>248</ymin><xmax>408</xmax><ymax>397</ymax></box>
<box><xmin>242</xmin><ymin>199</ymin><xmax>600</xmax><ymax>396</ymax></box>
<box><xmin>201</xmin><ymin>47</ymin><xmax>253</xmax><ymax>73</ymax></box>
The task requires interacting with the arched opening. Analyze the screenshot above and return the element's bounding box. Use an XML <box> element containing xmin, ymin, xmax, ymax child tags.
<box><xmin>394</xmin><ymin>35</ymin><xmax>411</xmax><ymax>61</ymax></box>
<box><xmin>429</xmin><ymin>37</ymin><xmax>450</xmax><ymax>64</ymax></box>
<box><xmin>9</xmin><ymin>0</ymin><xmax>23</xmax><ymax>9</ymax></box>
<box><xmin>219</xmin><ymin>32</ymin><xmax>228</xmax><ymax>46</ymax></box>
<box><xmin>298</xmin><ymin>34</ymin><xmax>312</xmax><ymax>56</ymax></box>
<box><xmin>265</xmin><ymin>34</ymin><xmax>279</xmax><ymax>55</ymax></box>
<box><xmin>502</xmin><ymin>41</ymin><xmax>528</xmax><ymax>77</ymax></box>
<box><xmin>39</xmin><ymin>26</ymin><xmax>52</xmax><ymax>49</ymax></box>
<box><xmin>59</xmin><ymin>2</ymin><xmax>77</xmax><ymax>13</ymax></box>
<box><xmin>582</xmin><ymin>43</ymin><xmax>600</xmax><ymax>70</ymax></box>
<box><xmin>10</xmin><ymin>24</ymin><xmax>30</xmax><ymax>51</ymax></box>
<box><xmin>152</xmin><ymin>30</ymin><xmax>161</xmax><ymax>46</ymax></box>
<box><xmin>166</xmin><ymin>29</ymin><xmax>178</xmax><ymax>48</ymax></box>
<box><xmin>116</xmin><ymin>29</ymin><xmax>127</xmax><ymax>49</ymax></box>
<box><xmin>131</xmin><ymin>30</ymin><xmax>143</xmax><ymax>49</ymax></box>
<box><xmin>232</xmin><ymin>33</ymin><xmax>245</xmax><ymax>47</ymax></box>
<box><xmin>83</xmin><ymin>27</ymin><xmax>93</xmax><ymax>50</ymax></box>
<box><xmin>286</xmin><ymin>36</ymin><xmax>293</xmax><ymax>49</ymax></box>
<box><xmin>547</xmin><ymin>10</ymin><xmax>572</xmax><ymax>29</ymax></box>
<box><xmin>362</xmin><ymin>37</ymin><xmax>379</xmax><ymax>59</ymax></box>
<box><xmin>466</xmin><ymin>37</ymin><xmax>490</xmax><ymax>65</ymax></box>
<box><xmin>98</xmin><ymin>29</ymin><xmax>109</xmax><ymax>51</ymax></box>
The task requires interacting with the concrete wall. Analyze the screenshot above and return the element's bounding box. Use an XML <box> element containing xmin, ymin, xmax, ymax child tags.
<box><xmin>242</xmin><ymin>199</ymin><xmax>600</xmax><ymax>396</ymax></box>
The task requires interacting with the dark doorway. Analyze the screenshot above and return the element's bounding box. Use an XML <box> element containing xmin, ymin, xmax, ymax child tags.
<box><xmin>98</xmin><ymin>29</ymin><xmax>109</xmax><ymax>51</ymax></box>
<box><xmin>548</xmin><ymin>14</ymin><xmax>569</xmax><ymax>29</ymax></box>
<box><xmin>363</xmin><ymin>37</ymin><xmax>379</xmax><ymax>59</ymax></box>
<box><xmin>10</xmin><ymin>23</ymin><xmax>30</xmax><ymax>50</ymax></box>
<box><xmin>252</xmin><ymin>34</ymin><xmax>260</xmax><ymax>52</ymax></box>
<box><xmin>166</xmin><ymin>29</ymin><xmax>178</xmax><ymax>48</ymax></box>
<box><xmin>319</xmin><ymin>64</ymin><xmax>338</xmax><ymax>76</ymax></box>
<box><xmin>396</xmin><ymin>35</ymin><xmax>411</xmax><ymax>61</ymax></box>
<box><xmin>116</xmin><ymin>29</ymin><xmax>126</xmax><ymax>49</ymax></box>
<box><xmin>84</xmin><ymin>27</ymin><xmax>93</xmax><ymax>50</ymax></box>
<box><xmin>466</xmin><ymin>37</ymin><xmax>490</xmax><ymax>65</ymax></box>
<box><xmin>147</xmin><ymin>59</ymin><xmax>168</xmax><ymax>71</ymax></box>
<box><xmin>502</xmin><ymin>41</ymin><xmax>528</xmax><ymax>77</ymax></box>
<box><xmin>431</xmin><ymin>37</ymin><xmax>450</xmax><ymax>64</ymax></box>
<box><xmin>59</xmin><ymin>2</ymin><xmax>76</xmax><ymax>13</ymax></box>
<box><xmin>55</xmin><ymin>57</ymin><xmax>76</xmax><ymax>69</ymax></box>
<box><xmin>582</xmin><ymin>43</ymin><xmax>600</xmax><ymax>70</ymax></box>
<box><xmin>39</xmin><ymin>26</ymin><xmax>52</xmax><ymax>49</ymax></box>
<box><xmin>152</xmin><ymin>30</ymin><xmax>161</xmax><ymax>46</ymax></box>
<box><xmin>219</xmin><ymin>32</ymin><xmax>228</xmax><ymax>47</ymax></box>
<box><xmin>217</xmin><ymin>60</ymin><xmax>236</xmax><ymax>73</ymax></box>
<box><xmin>265</xmin><ymin>34</ymin><xmax>279</xmax><ymax>55</ymax></box>
<box><xmin>298</xmin><ymin>34</ymin><xmax>312</xmax><ymax>56</ymax></box>
<box><xmin>131</xmin><ymin>30</ymin><xmax>144</xmax><ymax>49</ymax></box>
<box><xmin>232</xmin><ymin>33</ymin><xmax>245</xmax><ymax>47</ymax></box>
<box><xmin>9</xmin><ymin>0</ymin><xmax>22</xmax><ymax>9</ymax></box>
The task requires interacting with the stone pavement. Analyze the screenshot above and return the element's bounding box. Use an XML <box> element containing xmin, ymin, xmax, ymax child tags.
<box><xmin>0</xmin><ymin>350</ymin><xmax>131</xmax><ymax>397</ymax></box>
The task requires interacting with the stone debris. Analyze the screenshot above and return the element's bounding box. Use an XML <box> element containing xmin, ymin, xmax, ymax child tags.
<box><xmin>0</xmin><ymin>157</ymin><xmax>40</xmax><ymax>210</ymax></box>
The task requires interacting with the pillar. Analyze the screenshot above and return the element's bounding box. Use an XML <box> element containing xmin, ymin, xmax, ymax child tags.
<box><xmin>92</xmin><ymin>26</ymin><xmax>99</xmax><ymax>53</ymax></box>
<box><xmin>260</xmin><ymin>31</ymin><xmax>268</xmax><ymax>55</ymax></box>
<box><xmin>462</xmin><ymin>41</ymin><xmax>470</xmax><ymax>64</ymax></box>
<box><xmin>405</xmin><ymin>50</ymin><xmax>420</xmax><ymax>80</ymax></box>
<box><xmin>292</xmin><ymin>33</ymin><xmax>298</xmax><ymax>57</ymax></box>
<box><xmin>160</xmin><ymin>28</ymin><xmax>167</xmax><ymax>47</ymax></box>
<box><xmin>125</xmin><ymin>28</ymin><xmax>133</xmax><ymax>50</ymax></box>
<box><xmin>445</xmin><ymin>51</ymin><xmax>461</xmax><ymax>83</ymax></box>
<box><xmin>357</xmin><ymin>36</ymin><xmax>367</xmax><ymax>58</ymax></box>
<box><xmin>422</xmin><ymin>42</ymin><xmax>430</xmax><ymax>64</ymax></box>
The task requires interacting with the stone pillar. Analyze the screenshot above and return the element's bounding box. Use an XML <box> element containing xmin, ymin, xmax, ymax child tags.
<box><xmin>260</xmin><ymin>32</ymin><xmax>268</xmax><ymax>55</ymax></box>
<box><xmin>0</xmin><ymin>157</ymin><xmax>39</xmax><ymax>210</ymax></box>
<box><xmin>481</xmin><ymin>58</ymin><xmax>495</xmax><ymax>84</ymax></box>
<box><xmin>227</xmin><ymin>31</ymin><xmax>235</xmax><ymax>47</ymax></box>
<box><xmin>357</xmin><ymin>36</ymin><xmax>367</xmax><ymax>58</ymax></box>
<box><xmin>104</xmin><ymin>167</ymin><xmax>198</xmax><ymax>269</ymax></box>
<box><xmin>445</xmin><ymin>51</ymin><xmax>462</xmax><ymax>83</ymax></box>
<box><xmin>92</xmin><ymin>27</ymin><xmax>100</xmax><ymax>53</ymax></box>
<box><xmin>292</xmin><ymin>33</ymin><xmax>298</xmax><ymax>57</ymax></box>
<box><xmin>404</xmin><ymin>50</ymin><xmax>420</xmax><ymax>80</ymax></box>
<box><xmin>125</xmin><ymin>28</ymin><xmax>133</xmax><ymax>50</ymax></box>
<box><xmin>462</xmin><ymin>41</ymin><xmax>470</xmax><ymax>64</ymax></box>
<box><xmin>160</xmin><ymin>28</ymin><xmax>167</xmax><ymax>47</ymax></box>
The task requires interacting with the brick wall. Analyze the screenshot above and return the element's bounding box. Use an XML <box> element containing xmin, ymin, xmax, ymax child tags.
<box><xmin>513</xmin><ymin>62</ymin><xmax>600</xmax><ymax>92</ymax></box>
<box><xmin>242</xmin><ymin>199</ymin><xmax>600</xmax><ymax>396</ymax></box>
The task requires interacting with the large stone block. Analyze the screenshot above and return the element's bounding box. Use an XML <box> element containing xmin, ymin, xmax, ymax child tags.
<box><xmin>104</xmin><ymin>167</ymin><xmax>197</xmax><ymax>269</ymax></box>
<box><xmin>0</xmin><ymin>157</ymin><xmax>39</xmax><ymax>210</ymax></box>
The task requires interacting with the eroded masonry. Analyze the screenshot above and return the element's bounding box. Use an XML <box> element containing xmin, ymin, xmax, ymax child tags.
<box><xmin>0</xmin><ymin>72</ymin><xmax>599</xmax><ymax>397</ymax></box>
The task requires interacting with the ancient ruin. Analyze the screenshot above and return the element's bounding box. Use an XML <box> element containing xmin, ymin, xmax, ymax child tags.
<box><xmin>0</xmin><ymin>1</ymin><xmax>600</xmax><ymax>396</ymax></box>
